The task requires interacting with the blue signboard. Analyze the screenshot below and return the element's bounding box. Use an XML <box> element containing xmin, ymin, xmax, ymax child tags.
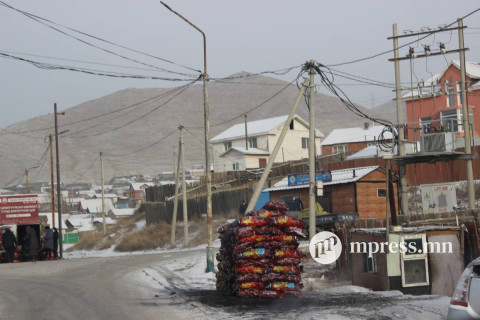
<box><xmin>287</xmin><ymin>170</ymin><xmax>332</xmax><ymax>186</ymax></box>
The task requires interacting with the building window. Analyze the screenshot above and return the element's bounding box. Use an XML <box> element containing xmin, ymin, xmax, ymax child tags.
<box><xmin>456</xmin><ymin>82</ymin><xmax>464</xmax><ymax>106</ymax></box>
<box><xmin>441</xmin><ymin>109</ymin><xmax>458</xmax><ymax>132</ymax></box>
<box><xmin>301</xmin><ymin>137</ymin><xmax>308</xmax><ymax>149</ymax></box>
<box><xmin>446</xmin><ymin>82</ymin><xmax>455</xmax><ymax>107</ymax></box>
<box><xmin>420</xmin><ymin>117</ymin><xmax>432</xmax><ymax>134</ymax></box>
<box><xmin>363</xmin><ymin>252</ymin><xmax>377</xmax><ymax>273</ymax></box>
<box><xmin>333</xmin><ymin>145</ymin><xmax>348</xmax><ymax>154</ymax></box>
<box><xmin>224</xmin><ymin>141</ymin><xmax>232</xmax><ymax>151</ymax></box>
<box><xmin>290</xmin><ymin>120</ymin><xmax>294</xmax><ymax>130</ymax></box>
<box><xmin>377</xmin><ymin>188</ymin><xmax>387</xmax><ymax>197</ymax></box>
<box><xmin>249</xmin><ymin>137</ymin><xmax>257</xmax><ymax>148</ymax></box>
<box><xmin>232</xmin><ymin>162</ymin><xmax>239</xmax><ymax>171</ymax></box>
<box><xmin>281</xmin><ymin>195</ymin><xmax>303</xmax><ymax>212</ymax></box>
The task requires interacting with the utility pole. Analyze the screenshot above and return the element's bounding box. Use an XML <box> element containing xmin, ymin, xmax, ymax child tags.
<box><xmin>458</xmin><ymin>18</ymin><xmax>475</xmax><ymax>210</ymax></box>
<box><xmin>54</xmin><ymin>103</ymin><xmax>65</xmax><ymax>259</ymax></box>
<box><xmin>49</xmin><ymin>134</ymin><xmax>55</xmax><ymax>228</ymax></box>
<box><xmin>245</xmin><ymin>115</ymin><xmax>248</xmax><ymax>150</ymax></box>
<box><xmin>170</xmin><ymin>134</ymin><xmax>182</xmax><ymax>248</ymax></box>
<box><xmin>161</xmin><ymin>1</ymin><xmax>213</xmax><ymax>271</ymax></box>
<box><xmin>180</xmin><ymin>125</ymin><xmax>189</xmax><ymax>247</ymax></box>
<box><xmin>25</xmin><ymin>168</ymin><xmax>30</xmax><ymax>194</ymax></box>
<box><xmin>392</xmin><ymin>24</ymin><xmax>409</xmax><ymax>216</ymax></box>
<box><xmin>100</xmin><ymin>152</ymin><xmax>106</xmax><ymax>235</ymax></box>
<box><xmin>246</xmin><ymin>77</ymin><xmax>310</xmax><ymax>213</ymax></box>
<box><xmin>308</xmin><ymin>60</ymin><xmax>316</xmax><ymax>240</ymax></box>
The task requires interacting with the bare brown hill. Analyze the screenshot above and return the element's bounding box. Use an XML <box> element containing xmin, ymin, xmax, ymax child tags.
<box><xmin>0</xmin><ymin>73</ymin><xmax>393</xmax><ymax>187</ymax></box>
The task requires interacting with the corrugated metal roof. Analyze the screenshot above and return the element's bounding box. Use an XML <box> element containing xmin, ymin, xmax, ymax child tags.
<box><xmin>321</xmin><ymin>126</ymin><xmax>392</xmax><ymax>146</ymax></box>
<box><xmin>263</xmin><ymin>166</ymin><xmax>379</xmax><ymax>192</ymax></box>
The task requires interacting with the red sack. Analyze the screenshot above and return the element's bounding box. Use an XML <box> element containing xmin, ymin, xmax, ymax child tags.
<box><xmin>261</xmin><ymin>273</ymin><xmax>301</xmax><ymax>282</ymax></box>
<box><xmin>238</xmin><ymin>216</ymin><xmax>268</xmax><ymax>227</ymax></box>
<box><xmin>236</xmin><ymin>248</ymin><xmax>270</xmax><ymax>260</ymax></box>
<box><xmin>275</xmin><ymin>258</ymin><xmax>302</xmax><ymax>266</ymax></box>
<box><xmin>237</xmin><ymin>282</ymin><xmax>265</xmax><ymax>290</ymax></box>
<box><xmin>237</xmin><ymin>273</ymin><xmax>261</xmax><ymax>282</ymax></box>
<box><xmin>234</xmin><ymin>227</ymin><xmax>255</xmax><ymax>238</ymax></box>
<box><xmin>272</xmin><ymin>265</ymin><xmax>303</xmax><ymax>274</ymax></box>
<box><xmin>254</xmin><ymin>227</ymin><xmax>284</xmax><ymax>235</ymax></box>
<box><xmin>274</xmin><ymin>249</ymin><xmax>304</xmax><ymax>259</ymax></box>
<box><xmin>236</xmin><ymin>265</ymin><xmax>267</xmax><ymax>274</ymax></box>
<box><xmin>269</xmin><ymin>235</ymin><xmax>296</xmax><ymax>243</ymax></box>
<box><xmin>263</xmin><ymin>200</ymin><xmax>288</xmax><ymax>212</ymax></box>
<box><xmin>254</xmin><ymin>209</ymin><xmax>284</xmax><ymax>218</ymax></box>
<box><xmin>284</xmin><ymin>226</ymin><xmax>307</xmax><ymax>238</ymax></box>
<box><xmin>269</xmin><ymin>216</ymin><xmax>307</xmax><ymax>228</ymax></box>
<box><xmin>262</xmin><ymin>242</ymin><xmax>298</xmax><ymax>250</ymax></box>
<box><xmin>257</xmin><ymin>290</ymin><xmax>283</xmax><ymax>298</ymax></box>
<box><xmin>235</xmin><ymin>259</ymin><xmax>274</xmax><ymax>267</ymax></box>
<box><xmin>238</xmin><ymin>235</ymin><xmax>268</xmax><ymax>243</ymax></box>
<box><xmin>266</xmin><ymin>282</ymin><xmax>303</xmax><ymax>291</ymax></box>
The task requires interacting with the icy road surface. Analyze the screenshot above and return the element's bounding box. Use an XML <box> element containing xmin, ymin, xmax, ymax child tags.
<box><xmin>0</xmin><ymin>248</ymin><xmax>450</xmax><ymax>320</ymax></box>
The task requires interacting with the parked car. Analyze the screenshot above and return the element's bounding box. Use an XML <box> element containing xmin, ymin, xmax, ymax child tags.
<box><xmin>448</xmin><ymin>257</ymin><xmax>480</xmax><ymax>319</ymax></box>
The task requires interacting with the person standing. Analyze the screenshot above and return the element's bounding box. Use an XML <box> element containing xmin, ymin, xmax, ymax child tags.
<box><xmin>52</xmin><ymin>227</ymin><xmax>59</xmax><ymax>260</ymax></box>
<box><xmin>1</xmin><ymin>227</ymin><xmax>17</xmax><ymax>263</ymax></box>
<box><xmin>239</xmin><ymin>200</ymin><xmax>248</xmax><ymax>215</ymax></box>
<box><xmin>26</xmin><ymin>226</ymin><xmax>39</xmax><ymax>262</ymax></box>
<box><xmin>43</xmin><ymin>226</ymin><xmax>54</xmax><ymax>260</ymax></box>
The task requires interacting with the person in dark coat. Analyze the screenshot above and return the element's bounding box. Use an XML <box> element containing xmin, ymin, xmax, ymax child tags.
<box><xmin>1</xmin><ymin>227</ymin><xmax>17</xmax><ymax>263</ymax></box>
<box><xmin>26</xmin><ymin>226</ymin><xmax>39</xmax><ymax>262</ymax></box>
<box><xmin>52</xmin><ymin>227</ymin><xmax>59</xmax><ymax>259</ymax></box>
<box><xmin>239</xmin><ymin>200</ymin><xmax>247</xmax><ymax>215</ymax></box>
<box><xmin>43</xmin><ymin>226</ymin><xmax>54</xmax><ymax>260</ymax></box>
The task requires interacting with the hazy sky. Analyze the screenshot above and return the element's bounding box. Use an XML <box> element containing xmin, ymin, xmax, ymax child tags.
<box><xmin>1</xmin><ymin>0</ymin><xmax>480</xmax><ymax>129</ymax></box>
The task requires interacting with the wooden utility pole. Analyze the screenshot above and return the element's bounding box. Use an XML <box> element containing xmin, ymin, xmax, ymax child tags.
<box><xmin>54</xmin><ymin>103</ymin><xmax>65</xmax><ymax>258</ymax></box>
<box><xmin>25</xmin><ymin>168</ymin><xmax>30</xmax><ymax>194</ymax></box>
<box><xmin>170</xmin><ymin>132</ymin><xmax>182</xmax><ymax>248</ymax></box>
<box><xmin>180</xmin><ymin>125</ymin><xmax>189</xmax><ymax>247</ymax></box>
<box><xmin>245</xmin><ymin>115</ymin><xmax>248</xmax><ymax>150</ymax></box>
<box><xmin>49</xmin><ymin>134</ymin><xmax>55</xmax><ymax>228</ymax></box>
<box><xmin>100</xmin><ymin>152</ymin><xmax>106</xmax><ymax>235</ymax></box>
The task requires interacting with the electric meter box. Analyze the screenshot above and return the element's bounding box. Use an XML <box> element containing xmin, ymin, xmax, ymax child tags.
<box><xmin>420</xmin><ymin>182</ymin><xmax>457</xmax><ymax>214</ymax></box>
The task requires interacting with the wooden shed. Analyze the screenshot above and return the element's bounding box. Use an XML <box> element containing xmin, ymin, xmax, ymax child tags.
<box><xmin>263</xmin><ymin>166</ymin><xmax>397</xmax><ymax>219</ymax></box>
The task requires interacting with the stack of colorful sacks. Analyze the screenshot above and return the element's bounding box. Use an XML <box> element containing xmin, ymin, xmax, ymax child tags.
<box><xmin>216</xmin><ymin>200</ymin><xmax>307</xmax><ymax>298</ymax></box>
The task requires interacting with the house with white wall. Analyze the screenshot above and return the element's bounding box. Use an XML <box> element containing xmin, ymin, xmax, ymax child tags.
<box><xmin>211</xmin><ymin>114</ymin><xmax>323</xmax><ymax>172</ymax></box>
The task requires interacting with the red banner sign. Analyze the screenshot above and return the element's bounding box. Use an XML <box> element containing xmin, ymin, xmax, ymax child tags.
<box><xmin>0</xmin><ymin>195</ymin><xmax>39</xmax><ymax>224</ymax></box>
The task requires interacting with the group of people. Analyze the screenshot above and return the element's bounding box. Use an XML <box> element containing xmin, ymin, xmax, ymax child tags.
<box><xmin>1</xmin><ymin>225</ymin><xmax>59</xmax><ymax>263</ymax></box>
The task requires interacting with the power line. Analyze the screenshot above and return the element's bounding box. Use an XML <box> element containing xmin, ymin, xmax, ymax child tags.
<box><xmin>65</xmin><ymin>77</ymin><xmax>199</xmax><ymax>138</ymax></box>
<box><xmin>0</xmin><ymin>1</ymin><xmax>201</xmax><ymax>75</ymax></box>
<box><xmin>326</xmin><ymin>7</ymin><xmax>480</xmax><ymax>67</ymax></box>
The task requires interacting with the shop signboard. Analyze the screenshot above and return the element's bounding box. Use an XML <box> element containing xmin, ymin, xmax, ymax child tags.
<box><xmin>0</xmin><ymin>194</ymin><xmax>39</xmax><ymax>224</ymax></box>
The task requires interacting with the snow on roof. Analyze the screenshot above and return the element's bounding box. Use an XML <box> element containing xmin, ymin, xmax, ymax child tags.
<box><xmin>79</xmin><ymin>198</ymin><xmax>114</xmax><ymax>213</ymax></box>
<box><xmin>345</xmin><ymin>145</ymin><xmax>392</xmax><ymax>160</ymax></box>
<box><xmin>130</xmin><ymin>182</ymin><xmax>155</xmax><ymax>191</ymax></box>
<box><xmin>263</xmin><ymin>166</ymin><xmax>380</xmax><ymax>192</ymax></box>
<box><xmin>322</xmin><ymin>126</ymin><xmax>392</xmax><ymax>146</ymax></box>
<box><xmin>211</xmin><ymin>114</ymin><xmax>323</xmax><ymax>143</ymax></box>
<box><xmin>94</xmin><ymin>193</ymin><xmax>118</xmax><ymax>198</ymax></box>
<box><xmin>220</xmin><ymin>147</ymin><xmax>270</xmax><ymax>157</ymax></box>
<box><xmin>212</xmin><ymin>115</ymin><xmax>289</xmax><ymax>142</ymax></box>
<box><xmin>109</xmin><ymin>207</ymin><xmax>136</xmax><ymax>217</ymax></box>
<box><xmin>39</xmin><ymin>212</ymin><xmax>68</xmax><ymax>229</ymax></box>
<box><xmin>451</xmin><ymin>60</ymin><xmax>480</xmax><ymax>79</ymax></box>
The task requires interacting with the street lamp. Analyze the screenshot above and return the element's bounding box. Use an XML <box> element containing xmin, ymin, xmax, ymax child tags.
<box><xmin>160</xmin><ymin>2</ymin><xmax>215</xmax><ymax>272</ymax></box>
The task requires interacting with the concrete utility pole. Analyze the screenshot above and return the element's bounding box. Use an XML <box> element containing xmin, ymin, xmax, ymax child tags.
<box><xmin>180</xmin><ymin>125</ymin><xmax>189</xmax><ymax>247</ymax></box>
<box><xmin>245</xmin><ymin>115</ymin><xmax>249</xmax><ymax>150</ymax></box>
<box><xmin>392</xmin><ymin>24</ymin><xmax>409</xmax><ymax>216</ymax></box>
<box><xmin>458</xmin><ymin>18</ymin><xmax>475</xmax><ymax>210</ymax></box>
<box><xmin>160</xmin><ymin>1</ymin><xmax>215</xmax><ymax>272</ymax></box>
<box><xmin>54</xmin><ymin>103</ymin><xmax>65</xmax><ymax>258</ymax></box>
<box><xmin>25</xmin><ymin>168</ymin><xmax>30</xmax><ymax>194</ymax></box>
<box><xmin>49</xmin><ymin>134</ymin><xmax>55</xmax><ymax>228</ymax></box>
<box><xmin>308</xmin><ymin>60</ymin><xmax>317</xmax><ymax>240</ymax></box>
<box><xmin>170</xmin><ymin>133</ymin><xmax>182</xmax><ymax>248</ymax></box>
<box><xmin>100</xmin><ymin>152</ymin><xmax>106</xmax><ymax>235</ymax></box>
<box><xmin>246</xmin><ymin>77</ymin><xmax>310</xmax><ymax>213</ymax></box>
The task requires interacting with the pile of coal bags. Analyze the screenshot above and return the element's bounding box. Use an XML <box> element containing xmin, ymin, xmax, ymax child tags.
<box><xmin>216</xmin><ymin>201</ymin><xmax>306</xmax><ymax>298</ymax></box>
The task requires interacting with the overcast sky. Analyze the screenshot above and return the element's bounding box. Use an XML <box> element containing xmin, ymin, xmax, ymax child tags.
<box><xmin>1</xmin><ymin>0</ymin><xmax>480</xmax><ymax>129</ymax></box>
